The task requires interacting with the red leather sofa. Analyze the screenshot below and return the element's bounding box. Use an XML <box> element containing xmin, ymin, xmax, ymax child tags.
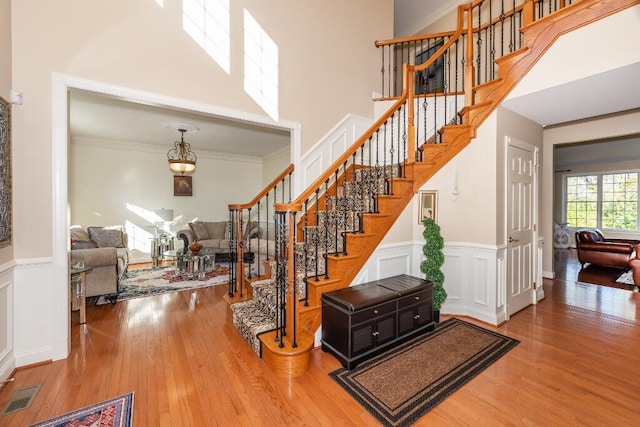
<box><xmin>574</xmin><ymin>229</ymin><xmax>640</xmax><ymax>269</ymax></box>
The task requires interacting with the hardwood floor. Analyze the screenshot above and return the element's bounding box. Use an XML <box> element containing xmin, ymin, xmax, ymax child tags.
<box><xmin>1</xmin><ymin>250</ymin><xmax>639</xmax><ymax>426</ymax></box>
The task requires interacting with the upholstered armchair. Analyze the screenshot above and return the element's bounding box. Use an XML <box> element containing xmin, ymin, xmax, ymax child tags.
<box><xmin>628</xmin><ymin>252</ymin><xmax>640</xmax><ymax>292</ymax></box>
<box><xmin>574</xmin><ymin>228</ymin><xmax>640</xmax><ymax>269</ymax></box>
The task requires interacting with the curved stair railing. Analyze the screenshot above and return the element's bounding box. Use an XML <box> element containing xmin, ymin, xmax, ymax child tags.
<box><xmin>226</xmin><ymin>164</ymin><xmax>294</xmax><ymax>300</ymax></box>
<box><xmin>225</xmin><ymin>0</ymin><xmax>638</xmax><ymax>376</ymax></box>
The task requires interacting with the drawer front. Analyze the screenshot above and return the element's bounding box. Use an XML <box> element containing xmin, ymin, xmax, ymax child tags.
<box><xmin>352</xmin><ymin>300</ymin><xmax>396</xmax><ymax>325</ymax></box>
<box><xmin>398</xmin><ymin>289</ymin><xmax>431</xmax><ymax>310</ymax></box>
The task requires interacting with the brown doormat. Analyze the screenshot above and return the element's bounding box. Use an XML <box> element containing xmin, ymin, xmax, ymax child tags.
<box><xmin>329</xmin><ymin>318</ymin><xmax>519</xmax><ymax>426</ymax></box>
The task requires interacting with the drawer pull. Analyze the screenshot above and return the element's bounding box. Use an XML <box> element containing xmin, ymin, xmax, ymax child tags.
<box><xmin>414</xmin><ymin>314</ymin><xmax>421</xmax><ymax>320</ymax></box>
<box><xmin>372</xmin><ymin>331</ymin><xmax>379</xmax><ymax>336</ymax></box>
<box><xmin>373</xmin><ymin>309</ymin><xmax>379</xmax><ymax>314</ymax></box>
<box><xmin>414</xmin><ymin>296</ymin><xmax>420</xmax><ymax>300</ymax></box>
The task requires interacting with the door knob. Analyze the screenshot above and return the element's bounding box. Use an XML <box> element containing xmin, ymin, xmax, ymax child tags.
<box><xmin>508</xmin><ymin>236</ymin><xmax>520</xmax><ymax>243</ymax></box>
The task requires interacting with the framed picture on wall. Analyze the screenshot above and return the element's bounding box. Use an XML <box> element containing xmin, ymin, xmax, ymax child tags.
<box><xmin>174</xmin><ymin>175</ymin><xmax>193</xmax><ymax>197</ymax></box>
<box><xmin>418</xmin><ymin>190</ymin><xmax>437</xmax><ymax>224</ymax></box>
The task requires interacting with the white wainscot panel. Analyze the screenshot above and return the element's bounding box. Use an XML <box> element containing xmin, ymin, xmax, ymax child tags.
<box><xmin>0</xmin><ymin>263</ymin><xmax>15</xmax><ymax>383</ymax></box>
<box><xmin>442</xmin><ymin>253</ymin><xmax>462</xmax><ymax>300</ymax></box>
<box><xmin>13</xmin><ymin>259</ymin><xmax>56</xmax><ymax>366</ymax></box>
<box><xmin>329</xmin><ymin>130</ymin><xmax>348</xmax><ymax>160</ymax></box>
<box><xmin>472</xmin><ymin>256</ymin><xmax>489</xmax><ymax>306</ymax></box>
<box><xmin>298</xmin><ymin>115</ymin><xmax>372</xmax><ymax>192</ymax></box>
<box><xmin>378</xmin><ymin>254</ymin><xmax>410</xmax><ymax>278</ymax></box>
<box><xmin>353</xmin><ymin>243</ymin><xmax>415</xmax><ymax>286</ymax></box>
<box><xmin>440</xmin><ymin>243</ymin><xmax>502</xmax><ymax>325</ymax></box>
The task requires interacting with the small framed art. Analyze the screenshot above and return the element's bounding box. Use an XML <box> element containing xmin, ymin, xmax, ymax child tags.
<box><xmin>174</xmin><ymin>175</ymin><xmax>193</xmax><ymax>197</ymax></box>
<box><xmin>418</xmin><ymin>190</ymin><xmax>437</xmax><ymax>224</ymax></box>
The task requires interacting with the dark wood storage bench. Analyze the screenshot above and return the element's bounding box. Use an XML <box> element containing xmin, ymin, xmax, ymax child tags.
<box><xmin>321</xmin><ymin>274</ymin><xmax>434</xmax><ymax>369</ymax></box>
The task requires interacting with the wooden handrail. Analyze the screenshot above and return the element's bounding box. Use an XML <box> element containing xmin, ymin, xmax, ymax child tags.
<box><xmin>279</xmin><ymin>94</ymin><xmax>409</xmax><ymax>212</ymax></box>
<box><xmin>374</xmin><ymin>29</ymin><xmax>456</xmax><ymax>48</ymax></box>
<box><xmin>411</xmin><ymin>4</ymin><xmax>468</xmax><ymax>74</ymax></box>
<box><xmin>228</xmin><ymin>163</ymin><xmax>294</xmax><ymax>211</ymax></box>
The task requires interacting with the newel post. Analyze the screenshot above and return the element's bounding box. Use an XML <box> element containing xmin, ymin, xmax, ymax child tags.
<box><xmin>275</xmin><ymin>202</ymin><xmax>302</xmax><ymax>348</ymax></box>
<box><xmin>522</xmin><ymin>0</ymin><xmax>535</xmax><ymax>26</ymax></box>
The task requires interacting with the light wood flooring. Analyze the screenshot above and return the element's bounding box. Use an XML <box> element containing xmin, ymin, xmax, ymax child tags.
<box><xmin>1</xmin><ymin>250</ymin><xmax>639</xmax><ymax>426</ymax></box>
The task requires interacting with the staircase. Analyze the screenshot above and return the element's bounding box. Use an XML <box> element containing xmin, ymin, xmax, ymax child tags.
<box><xmin>227</xmin><ymin>0</ymin><xmax>640</xmax><ymax>377</ymax></box>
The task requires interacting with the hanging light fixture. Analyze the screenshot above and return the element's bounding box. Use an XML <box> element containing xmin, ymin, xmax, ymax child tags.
<box><xmin>167</xmin><ymin>128</ymin><xmax>197</xmax><ymax>174</ymax></box>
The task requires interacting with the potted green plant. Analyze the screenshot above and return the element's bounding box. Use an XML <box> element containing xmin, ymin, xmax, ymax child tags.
<box><xmin>420</xmin><ymin>217</ymin><xmax>447</xmax><ymax>322</ymax></box>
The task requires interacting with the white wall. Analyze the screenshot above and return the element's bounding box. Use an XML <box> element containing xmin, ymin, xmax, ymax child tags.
<box><xmin>70</xmin><ymin>137</ymin><xmax>264</xmax><ymax>258</ymax></box>
<box><xmin>262</xmin><ymin>148</ymin><xmax>291</xmax><ymax>187</ymax></box>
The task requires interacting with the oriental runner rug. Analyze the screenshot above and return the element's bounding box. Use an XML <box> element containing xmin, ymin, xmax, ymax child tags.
<box><xmin>29</xmin><ymin>392</ymin><xmax>133</xmax><ymax>427</ymax></box>
<box><xmin>330</xmin><ymin>318</ymin><xmax>519</xmax><ymax>427</ymax></box>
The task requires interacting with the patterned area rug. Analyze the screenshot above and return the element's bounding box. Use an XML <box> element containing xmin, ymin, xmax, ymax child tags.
<box><xmin>330</xmin><ymin>318</ymin><xmax>519</xmax><ymax>427</ymax></box>
<box><xmin>29</xmin><ymin>392</ymin><xmax>133</xmax><ymax>426</ymax></box>
<box><xmin>97</xmin><ymin>265</ymin><xmax>230</xmax><ymax>304</ymax></box>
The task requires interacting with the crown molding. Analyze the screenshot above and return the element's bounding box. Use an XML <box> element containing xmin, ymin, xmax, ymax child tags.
<box><xmin>71</xmin><ymin>136</ymin><xmax>263</xmax><ymax>164</ymax></box>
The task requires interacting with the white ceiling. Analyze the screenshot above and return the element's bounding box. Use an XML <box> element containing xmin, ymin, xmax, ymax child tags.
<box><xmin>69</xmin><ymin>89</ymin><xmax>291</xmax><ymax>158</ymax></box>
<box><xmin>502</xmin><ymin>62</ymin><xmax>640</xmax><ymax>127</ymax></box>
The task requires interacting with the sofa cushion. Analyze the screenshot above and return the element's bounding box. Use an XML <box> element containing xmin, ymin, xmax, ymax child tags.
<box><xmin>205</xmin><ymin>221</ymin><xmax>228</xmax><ymax>239</ymax></box>
<box><xmin>72</xmin><ymin>239</ymin><xmax>99</xmax><ymax>250</ymax></box>
<box><xmin>198</xmin><ymin>238</ymin><xmax>224</xmax><ymax>249</ymax></box>
<box><xmin>189</xmin><ymin>222</ymin><xmax>210</xmax><ymax>241</ymax></box>
<box><xmin>88</xmin><ymin>226</ymin><xmax>126</xmax><ymax>248</ymax></box>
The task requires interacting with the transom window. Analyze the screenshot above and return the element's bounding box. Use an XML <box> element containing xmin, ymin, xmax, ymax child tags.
<box><xmin>565</xmin><ymin>172</ymin><xmax>639</xmax><ymax>230</ymax></box>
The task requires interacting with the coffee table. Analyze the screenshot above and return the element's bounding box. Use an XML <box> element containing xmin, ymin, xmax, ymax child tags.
<box><xmin>164</xmin><ymin>248</ymin><xmax>217</xmax><ymax>280</ymax></box>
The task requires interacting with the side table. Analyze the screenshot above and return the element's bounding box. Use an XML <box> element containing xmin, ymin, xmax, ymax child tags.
<box><xmin>70</xmin><ymin>265</ymin><xmax>93</xmax><ymax>324</ymax></box>
<box><xmin>150</xmin><ymin>236</ymin><xmax>175</xmax><ymax>267</ymax></box>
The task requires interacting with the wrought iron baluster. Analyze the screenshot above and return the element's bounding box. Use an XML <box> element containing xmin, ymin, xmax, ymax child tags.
<box><xmin>265</xmin><ymin>192</ymin><xmax>270</xmax><ymax>259</ymax></box>
<box><xmin>455</xmin><ymin>39</ymin><xmax>460</xmax><ymax>124</ymax></box>
<box><xmin>500</xmin><ymin>1</ymin><xmax>506</xmax><ymax>58</ymax></box>
<box><xmin>382</xmin><ymin>121</ymin><xmax>388</xmax><ymax>195</ymax></box>
<box><xmin>334</xmin><ymin>169</ymin><xmax>340</xmax><ymax>255</ymax></box>
<box><xmin>303</xmin><ymin>199</ymin><xmax>309</xmax><ymax>306</ymax></box>
<box><xmin>374</xmin><ymin>130</ymin><xmax>380</xmax><ymax>213</ymax></box>
<box><xmin>381</xmin><ymin>45</ymin><xmax>385</xmax><ymax>98</ymax></box>
<box><xmin>314</xmin><ymin>188</ymin><xmax>320</xmax><ymax>280</ymax></box>
<box><xmin>291</xmin><ymin>211</ymin><xmax>298</xmax><ymax>349</ymax></box>
<box><xmin>476</xmin><ymin>2</ymin><xmax>483</xmax><ymax>85</ymax></box>
<box><xmin>401</xmin><ymin>105</ymin><xmax>407</xmax><ymax>178</ymax></box>
<box><xmin>228</xmin><ymin>209</ymin><xmax>236</xmax><ymax>297</ymax></box>
<box><xmin>324</xmin><ymin>179</ymin><xmax>330</xmax><ymax>279</ymax></box>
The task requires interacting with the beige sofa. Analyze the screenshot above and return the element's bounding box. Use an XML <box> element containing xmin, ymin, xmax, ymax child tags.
<box><xmin>70</xmin><ymin>226</ymin><xmax>129</xmax><ymax>298</ymax></box>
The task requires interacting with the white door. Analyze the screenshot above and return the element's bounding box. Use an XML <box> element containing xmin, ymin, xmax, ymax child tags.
<box><xmin>506</xmin><ymin>138</ymin><xmax>537</xmax><ymax>317</ymax></box>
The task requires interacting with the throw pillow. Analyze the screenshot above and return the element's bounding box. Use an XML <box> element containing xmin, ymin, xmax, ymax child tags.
<box><xmin>70</xmin><ymin>227</ymin><xmax>90</xmax><ymax>241</ymax></box>
<box><xmin>189</xmin><ymin>222</ymin><xmax>210</xmax><ymax>241</ymax></box>
<box><xmin>72</xmin><ymin>239</ymin><xmax>99</xmax><ymax>250</ymax></box>
<box><xmin>88</xmin><ymin>226</ymin><xmax>126</xmax><ymax>248</ymax></box>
